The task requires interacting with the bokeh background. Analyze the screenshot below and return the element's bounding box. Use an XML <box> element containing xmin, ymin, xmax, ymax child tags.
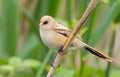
<box><xmin>0</xmin><ymin>0</ymin><xmax>120</xmax><ymax>77</ymax></box>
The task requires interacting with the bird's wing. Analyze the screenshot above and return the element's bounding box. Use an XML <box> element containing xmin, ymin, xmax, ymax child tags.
<box><xmin>54</xmin><ymin>23</ymin><xmax>82</xmax><ymax>40</ymax></box>
<box><xmin>54</xmin><ymin>29</ymin><xmax>72</xmax><ymax>37</ymax></box>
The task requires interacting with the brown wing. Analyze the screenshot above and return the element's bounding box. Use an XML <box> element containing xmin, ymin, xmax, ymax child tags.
<box><xmin>54</xmin><ymin>29</ymin><xmax>82</xmax><ymax>41</ymax></box>
<box><xmin>54</xmin><ymin>29</ymin><xmax>72</xmax><ymax>37</ymax></box>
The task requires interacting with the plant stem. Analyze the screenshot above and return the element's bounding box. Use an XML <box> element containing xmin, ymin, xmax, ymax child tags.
<box><xmin>36</xmin><ymin>50</ymin><xmax>53</xmax><ymax>77</ymax></box>
<box><xmin>106</xmin><ymin>24</ymin><xmax>116</xmax><ymax>77</ymax></box>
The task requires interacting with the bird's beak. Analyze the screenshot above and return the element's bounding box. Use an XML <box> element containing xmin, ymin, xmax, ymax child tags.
<box><xmin>39</xmin><ymin>22</ymin><xmax>43</xmax><ymax>26</ymax></box>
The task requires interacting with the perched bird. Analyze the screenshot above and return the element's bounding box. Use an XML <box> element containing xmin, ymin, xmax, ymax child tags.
<box><xmin>39</xmin><ymin>15</ymin><xmax>115</xmax><ymax>62</ymax></box>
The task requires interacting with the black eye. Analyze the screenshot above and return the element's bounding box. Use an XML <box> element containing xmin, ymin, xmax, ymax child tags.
<box><xmin>43</xmin><ymin>21</ymin><xmax>48</xmax><ymax>25</ymax></box>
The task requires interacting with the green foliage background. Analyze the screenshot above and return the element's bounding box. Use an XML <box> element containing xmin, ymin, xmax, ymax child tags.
<box><xmin>0</xmin><ymin>0</ymin><xmax>120</xmax><ymax>77</ymax></box>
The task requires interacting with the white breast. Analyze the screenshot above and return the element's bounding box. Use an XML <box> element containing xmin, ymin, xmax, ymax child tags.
<box><xmin>40</xmin><ymin>28</ymin><xmax>59</xmax><ymax>50</ymax></box>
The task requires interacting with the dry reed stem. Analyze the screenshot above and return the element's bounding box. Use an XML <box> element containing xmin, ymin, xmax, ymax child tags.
<box><xmin>47</xmin><ymin>0</ymin><xmax>99</xmax><ymax>77</ymax></box>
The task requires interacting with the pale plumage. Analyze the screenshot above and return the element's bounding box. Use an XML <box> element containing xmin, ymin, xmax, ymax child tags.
<box><xmin>39</xmin><ymin>15</ymin><xmax>115</xmax><ymax>62</ymax></box>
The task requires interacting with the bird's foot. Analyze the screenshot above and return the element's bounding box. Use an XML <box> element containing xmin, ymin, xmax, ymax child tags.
<box><xmin>58</xmin><ymin>46</ymin><xmax>67</xmax><ymax>55</ymax></box>
<box><xmin>51</xmin><ymin>61</ymin><xmax>60</xmax><ymax>68</ymax></box>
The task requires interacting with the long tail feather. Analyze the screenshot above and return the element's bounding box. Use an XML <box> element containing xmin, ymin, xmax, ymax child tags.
<box><xmin>82</xmin><ymin>42</ymin><xmax>116</xmax><ymax>63</ymax></box>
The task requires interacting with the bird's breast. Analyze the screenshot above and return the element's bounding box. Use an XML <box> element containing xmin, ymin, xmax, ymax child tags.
<box><xmin>39</xmin><ymin>28</ymin><xmax>84</xmax><ymax>51</ymax></box>
<box><xmin>40</xmin><ymin>29</ymin><xmax>65</xmax><ymax>50</ymax></box>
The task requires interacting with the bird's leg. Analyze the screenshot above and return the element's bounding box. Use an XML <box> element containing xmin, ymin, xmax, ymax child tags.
<box><xmin>58</xmin><ymin>46</ymin><xmax>67</xmax><ymax>55</ymax></box>
<box><xmin>51</xmin><ymin>61</ymin><xmax>60</xmax><ymax>68</ymax></box>
<box><xmin>51</xmin><ymin>46</ymin><xmax>67</xmax><ymax>69</ymax></box>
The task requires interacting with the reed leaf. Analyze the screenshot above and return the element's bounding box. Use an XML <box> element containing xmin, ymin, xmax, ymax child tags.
<box><xmin>2</xmin><ymin>0</ymin><xmax>19</xmax><ymax>57</ymax></box>
<box><xmin>88</xmin><ymin>1</ymin><xmax>119</xmax><ymax>46</ymax></box>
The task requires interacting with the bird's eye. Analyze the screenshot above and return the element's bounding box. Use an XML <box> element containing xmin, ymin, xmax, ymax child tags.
<box><xmin>43</xmin><ymin>21</ymin><xmax>48</xmax><ymax>25</ymax></box>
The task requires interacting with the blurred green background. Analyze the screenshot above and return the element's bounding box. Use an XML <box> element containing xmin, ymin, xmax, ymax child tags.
<box><xmin>0</xmin><ymin>0</ymin><xmax>120</xmax><ymax>77</ymax></box>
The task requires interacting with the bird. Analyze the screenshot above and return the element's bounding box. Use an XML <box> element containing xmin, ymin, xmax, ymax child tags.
<box><xmin>39</xmin><ymin>15</ymin><xmax>115</xmax><ymax>62</ymax></box>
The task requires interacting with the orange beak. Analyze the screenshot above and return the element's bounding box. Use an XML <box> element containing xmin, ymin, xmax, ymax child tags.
<box><xmin>39</xmin><ymin>22</ymin><xmax>44</xmax><ymax>26</ymax></box>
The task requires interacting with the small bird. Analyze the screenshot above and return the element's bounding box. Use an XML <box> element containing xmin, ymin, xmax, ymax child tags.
<box><xmin>39</xmin><ymin>15</ymin><xmax>115</xmax><ymax>62</ymax></box>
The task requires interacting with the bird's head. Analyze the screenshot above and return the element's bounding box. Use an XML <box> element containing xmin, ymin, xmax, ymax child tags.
<box><xmin>39</xmin><ymin>15</ymin><xmax>56</xmax><ymax>30</ymax></box>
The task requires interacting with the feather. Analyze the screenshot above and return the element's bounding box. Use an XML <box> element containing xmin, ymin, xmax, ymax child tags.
<box><xmin>54</xmin><ymin>29</ymin><xmax>71</xmax><ymax>37</ymax></box>
<box><xmin>84</xmin><ymin>43</ymin><xmax>115</xmax><ymax>62</ymax></box>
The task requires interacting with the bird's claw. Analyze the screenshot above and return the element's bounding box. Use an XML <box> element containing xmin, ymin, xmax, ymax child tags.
<box><xmin>51</xmin><ymin>61</ymin><xmax>60</xmax><ymax>68</ymax></box>
<box><xmin>58</xmin><ymin>46</ymin><xmax>67</xmax><ymax>55</ymax></box>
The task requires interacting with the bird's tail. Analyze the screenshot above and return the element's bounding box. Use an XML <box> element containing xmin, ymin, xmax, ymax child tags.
<box><xmin>81</xmin><ymin>42</ymin><xmax>116</xmax><ymax>63</ymax></box>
